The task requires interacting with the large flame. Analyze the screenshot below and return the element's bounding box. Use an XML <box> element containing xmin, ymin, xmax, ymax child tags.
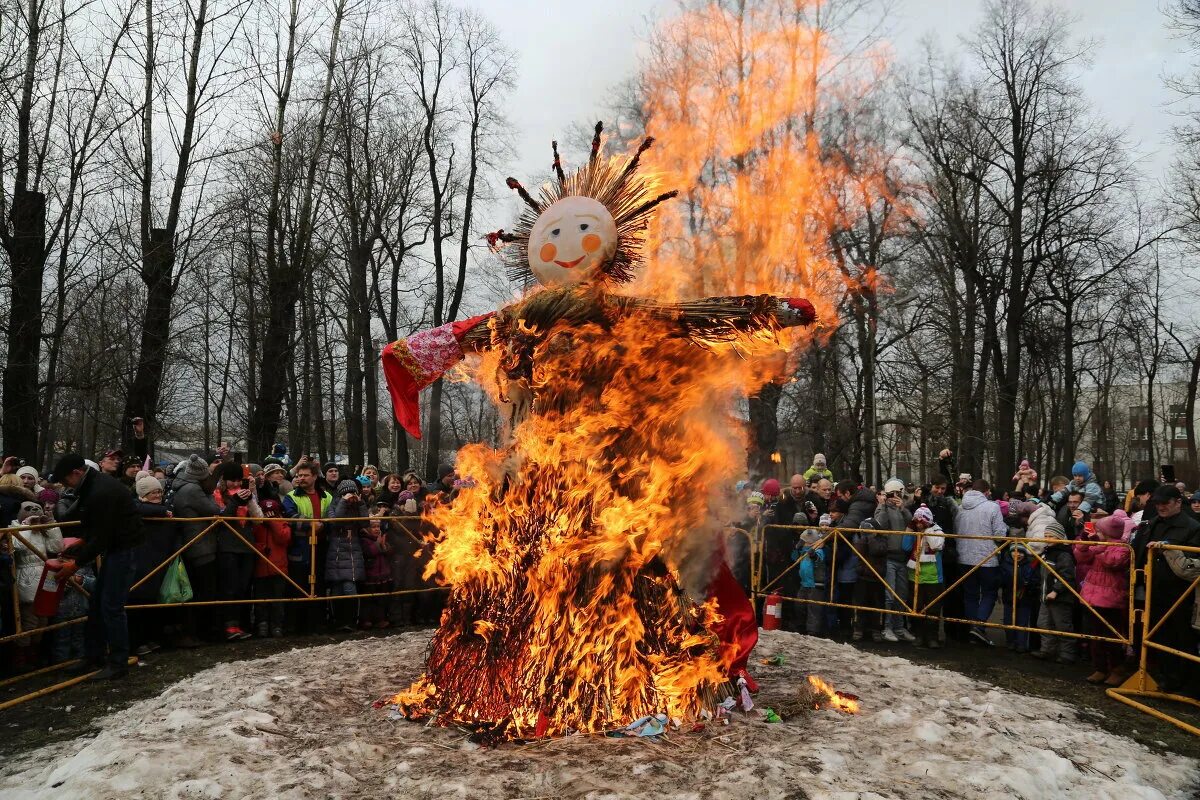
<box><xmin>394</xmin><ymin>308</ymin><xmax>785</xmax><ymax>738</ymax></box>
<box><xmin>389</xmin><ymin>0</ymin><xmax>883</xmax><ymax>741</ymax></box>
<box><xmin>633</xmin><ymin>0</ymin><xmax>896</xmax><ymax>315</ymax></box>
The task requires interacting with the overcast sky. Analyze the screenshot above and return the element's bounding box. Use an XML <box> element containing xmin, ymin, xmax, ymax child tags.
<box><xmin>485</xmin><ymin>0</ymin><xmax>1190</xmax><ymax>185</ymax></box>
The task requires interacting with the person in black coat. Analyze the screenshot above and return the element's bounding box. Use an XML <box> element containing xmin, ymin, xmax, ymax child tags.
<box><xmin>128</xmin><ymin>473</ymin><xmax>181</xmax><ymax>653</ymax></box>
<box><xmin>52</xmin><ymin>454</ymin><xmax>144</xmax><ymax>680</ymax></box>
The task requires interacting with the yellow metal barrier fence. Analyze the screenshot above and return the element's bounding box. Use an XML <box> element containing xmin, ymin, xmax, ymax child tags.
<box><xmin>757</xmin><ymin>524</ymin><xmax>1136</xmax><ymax>646</ymax></box>
<box><xmin>0</xmin><ymin>514</ymin><xmax>444</xmax><ymax>646</ymax></box>
<box><xmin>1107</xmin><ymin>541</ymin><xmax>1200</xmax><ymax>737</ymax></box>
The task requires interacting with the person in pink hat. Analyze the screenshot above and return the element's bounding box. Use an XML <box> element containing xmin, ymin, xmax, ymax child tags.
<box><xmin>1074</xmin><ymin>509</ymin><xmax>1135</xmax><ymax>686</ymax></box>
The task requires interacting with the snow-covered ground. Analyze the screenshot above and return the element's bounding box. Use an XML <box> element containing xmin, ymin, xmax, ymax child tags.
<box><xmin>1</xmin><ymin>630</ymin><xmax>1195</xmax><ymax>800</ymax></box>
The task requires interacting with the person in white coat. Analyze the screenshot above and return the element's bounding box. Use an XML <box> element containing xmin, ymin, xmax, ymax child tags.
<box><xmin>12</xmin><ymin>500</ymin><xmax>63</xmax><ymax>669</ymax></box>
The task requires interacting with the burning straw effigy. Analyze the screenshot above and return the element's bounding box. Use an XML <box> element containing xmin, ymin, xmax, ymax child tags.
<box><xmin>380</xmin><ymin>124</ymin><xmax>818</xmax><ymax>742</ymax></box>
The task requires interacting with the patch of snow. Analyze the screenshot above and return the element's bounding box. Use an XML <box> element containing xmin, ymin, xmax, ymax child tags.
<box><xmin>0</xmin><ymin>630</ymin><xmax>1195</xmax><ymax>800</ymax></box>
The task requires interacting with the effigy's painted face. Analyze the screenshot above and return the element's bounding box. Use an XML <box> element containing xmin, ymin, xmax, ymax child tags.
<box><xmin>527</xmin><ymin>196</ymin><xmax>618</xmax><ymax>287</ymax></box>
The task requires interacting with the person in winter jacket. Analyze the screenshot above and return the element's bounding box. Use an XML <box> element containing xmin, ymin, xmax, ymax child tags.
<box><xmin>1074</xmin><ymin>510</ymin><xmax>1134</xmax><ymax>685</ymax></box>
<box><xmin>325</xmin><ymin>479</ymin><xmax>367</xmax><ymax>631</ymax></box>
<box><xmin>359</xmin><ymin>517</ymin><xmax>392</xmax><ymax>628</ymax></box>
<box><xmin>792</xmin><ymin>528</ymin><xmax>829</xmax><ymax>636</ymax></box>
<box><xmin>1102</xmin><ymin>480</ymin><xmax>1121</xmax><ymax>515</ymax></box>
<box><xmin>11</xmin><ymin>501</ymin><xmax>63</xmax><ymax>670</ymax></box>
<box><xmin>52</xmin><ymin>562</ymin><xmax>94</xmax><ymax>664</ymax></box>
<box><xmin>252</xmin><ymin>497</ymin><xmax>292</xmax><ymax>638</ymax></box>
<box><xmin>841</xmin><ymin>488</ymin><xmax>885</xmax><ymax>641</ymax></box>
<box><xmin>51</xmin><ymin>454</ymin><xmax>144</xmax><ymax>680</ymax></box>
<box><xmin>803</xmin><ymin>453</ymin><xmax>833</xmax><ymax>483</ymax></box>
<box><xmin>1021</xmin><ymin>499</ymin><xmax>1059</xmax><ymax>554</ymax></box>
<box><xmin>903</xmin><ymin>505</ymin><xmax>944</xmax><ymax>648</ymax></box>
<box><xmin>955</xmin><ymin>480</ymin><xmax>1009</xmax><ymax>645</ymax></box>
<box><xmin>1012</xmin><ymin>459</ymin><xmax>1039</xmax><ymax>496</ymax></box>
<box><xmin>1032</xmin><ymin>521</ymin><xmax>1078</xmax><ymax>664</ymax></box>
<box><xmin>281</xmin><ymin>461</ymin><xmax>333</xmax><ymax>634</ymax></box>
<box><xmin>1051</xmin><ymin>461</ymin><xmax>1103</xmax><ymax>516</ymax></box>
<box><xmin>825</xmin><ymin>504</ymin><xmax>857</xmax><ymax>636</ymax></box>
<box><xmin>169</xmin><ymin>454</ymin><xmax>222</xmax><ymax>640</ymax></box>
<box><xmin>875</xmin><ymin>478</ymin><xmax>915</xmax><ymax>642</ymax></box>
<box><xmin>212</xmin><ymin>462</ymin><xmax>262</xmax><ymax>640</ymax></box>
<box><xmin>129</xmin><ymin>473</ymin><xmax>180</xmax><ymax>655</ymax></box>
<box><xmin>999</xmin><ymin>544</ymin><xmax>1041</xmax><ymax>653</ymax></box>
<box><xmin>0</xmin><ymin>473</ymin><xmax>36</xmax><ymax>525</ymax></box>
<box><xmin>1134</xmin><ymin>485</ymin><xmax>1200</xmax><ymax>693</ymax></box>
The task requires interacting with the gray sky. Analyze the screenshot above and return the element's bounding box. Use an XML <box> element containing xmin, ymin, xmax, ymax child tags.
<box><xmin>486</xmin><ymin>0</ymin><xmax>1189</xmax><ymax>184</ymax></box>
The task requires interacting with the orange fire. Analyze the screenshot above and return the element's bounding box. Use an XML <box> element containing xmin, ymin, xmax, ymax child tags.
<box><xmin>391</xmin><ymin>306</ymin><xmax>786</xmax><ymax>739</ymax></box>
<box><xmin>807</xmin><ymin>674</ymin><xmax>861</xmax><ymax>714</ymax></box>
<box><xmin>388</xmin><ymin>0</ymin><xmax>882</xmax><ymax>742</ymax></box>
<box><xmin>632</xmin><ymin>0</ymin><xmax>899</xmax><ymax>321</ymax></box>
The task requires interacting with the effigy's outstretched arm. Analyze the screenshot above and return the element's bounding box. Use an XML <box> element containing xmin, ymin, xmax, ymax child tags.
<box><xmin>381</xmin><ymin>312</ymin><xmax>495</xmax><ymax>439</ymax></box>
<box><xmin>611</xmin><ymin>294</ymin><xmax>817</xmax><ymax>342</ymax></box>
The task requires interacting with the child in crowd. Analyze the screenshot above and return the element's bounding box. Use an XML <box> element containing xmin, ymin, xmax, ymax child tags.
<box><xmin>325</xmin><ymin>479</ymin><xmax>366</xmax><ymax>632</ymax></box>
<box><xmin>12</xmin><ymin>501</ymin><xmax>62</xmax><ymax>670</ymax></box>
<box><xmin>1032</xmin><ymin>521</ymin><xmax>1078</xmax><ymax>664</ymax></box>
<box><xmin>1074</xmin><ymin>510</ymin><xmax>1135</xmax><ymax>685</ymax></box>
<box><xmin>359</xmin><ymin>518</ymin><xmax>392</xmax><ymax>629</ymax></box>
<box><xmin>52</xmin><ymin>560</ymin><xmax>95</xmax><ymax>664</ymax></box>
<box><xmin>903</xmin><ymin>505</ymin><xmax>945</xmax><ymax>648</ymax></box>
<box><xmin>793</xmin><ymin>528</ymin><xmax>828</xmax><ymax>636</ymax></box>
<box><xmin>999</xmin><ymin>544</ymin><xmax>1041</xmax><ymax>653</ymax></box>
<box><xmin>253</xmin><ymin>497</ymin><xmax>292</xmax><ymax>638</ymax></box>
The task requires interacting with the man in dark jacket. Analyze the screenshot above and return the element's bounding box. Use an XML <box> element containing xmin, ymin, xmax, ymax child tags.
<box><xmin>1136</xmin><ymin>485</ymin><xmax>1200</xmax><ymax>693</ymax></box>
<box><xmin>840</xmin><ymin>487</ymin><xmax>885</xmax><ymax>641</ymax></box>
<box><xmin>53</xmin><ymin>454</ymin><xmax>144</xmax><ymax>680</ymax></box>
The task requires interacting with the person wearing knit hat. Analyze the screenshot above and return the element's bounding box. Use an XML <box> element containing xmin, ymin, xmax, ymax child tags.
<box><xmin>904</xmin><ymin>504</ymin><xmax>944</xmax><ymax>648</ymax></box>
<box><xmin>10</xmin><ymin>497</ymin><xmax>63</xmax><ymax>670</ymax></box>
<box><xmin>1012</xmin><ymin>458</ymin><xmax>1039</xmax><ymax>495</ymax></box>
<box><xmin>1031</xmin><ymin>519</ymin><xmax>1078</xmax><ymax>665</ymax></box>
<box><xmin>326</xmin><ymin>478</ymin><xmax>367</xmax><ymax>631</ymax></box>
<box><xmin>803</xmin><ymin>453</ymin><xmax>833</xmax><ymax>483</ymax></box>
<box><xmin>1051</xmin><ymin>460</ymin><xmax>1103</xmax><ymax>517</ymax></box>
<box><xmin>16</xmin><ymin>465</ymin><xmax>39</xmax><ymax>491</ymax></box>
<box><xmin>877</xmin><ymin>478</ymin><xmax>916</xmax><ymax>643</ymax></box>
<box><xmin>135</xmin><ymin>474</ymin><xmax>163</xmax><ymax>499</ymax></box>
<box><xmin>761</xmin><ymin>478</ymin><xmax>781</xmax><ymax>499</ymax></box>
<box><xmin>746</xmin><ymin>491</ymin><xmax>765</xmax><ymax>507</ymax></box>
<box><xmin>1074</xmin><ymin>509</ymin><xmax>1135</xmax><ymax>685</ymax></box>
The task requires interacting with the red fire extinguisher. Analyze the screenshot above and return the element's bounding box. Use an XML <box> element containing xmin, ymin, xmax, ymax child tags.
<box><xmin>32</xmin><ymin>558</ymin><xmax>67</xmax><ymax>617</ymax></box>
<box><xmin>763</xmin><ymin>593</ymin><xmax>783</xmax><ymax>630</ymax></box>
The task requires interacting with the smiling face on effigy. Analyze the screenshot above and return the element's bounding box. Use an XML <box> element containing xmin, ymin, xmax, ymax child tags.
<box><xmin>526</xmin><ymin>196</ymin><xmax>618</xmax><ymax>287</ymax></box>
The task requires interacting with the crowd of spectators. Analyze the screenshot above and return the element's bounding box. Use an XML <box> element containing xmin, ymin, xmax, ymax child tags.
<box><xmin>0</xmin><ymin>432</ymin><xmax>464</xmax><ymax>680</ymax></box>
<box><xmin>4</xmin><ymin>434</ymin><xmax>1200</xmax><ymax>703</ymax></box>
<box><xmin>735</xmin><ymin>451</ymin><xmax>1200</xmax><ymax>697</ymax></box>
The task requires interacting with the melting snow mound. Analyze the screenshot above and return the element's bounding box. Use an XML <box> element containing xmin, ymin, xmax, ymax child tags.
<box><xmin>0</xmin><ymin>630</ymin><xmax>1195</xmax><ymax>799</ymax></box>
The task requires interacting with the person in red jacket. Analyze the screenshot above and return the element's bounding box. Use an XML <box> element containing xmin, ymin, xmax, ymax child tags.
<box><xmin>1074</xmin><ymin>509</ymin><xmax>1135</xmax><ymax>686</ymax></box>
<box><xmin>253</xmin><ymin>497</ymin><xmax>292</xmax><ymax>638</ymax></box>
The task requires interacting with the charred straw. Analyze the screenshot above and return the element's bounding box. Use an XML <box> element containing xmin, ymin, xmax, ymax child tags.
<box><xmin>621</xmin><ymin>189</ymin><xmax>679</xmax><ymax>225</ymax></box>
<box><xmin>506</xmin><ymin>177</ymin><xmax>541</xmax><ymax>212</ymax></box>
<box><xmin>618</xmin><ymin>137</ymin><xmax>655</xmax><ymax>184</ymax></box>
<box><xmin>551</xmin><ymin>140</ymin><xmax>566</xmax><ymax>184</ymax></box>
<box><xmin>589</xmin><ymin>121</ymin><xmax>603</xmax><ymax>164</ymax></box>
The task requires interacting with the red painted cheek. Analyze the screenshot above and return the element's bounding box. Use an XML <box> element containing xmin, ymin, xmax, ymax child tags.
<box><xmin>581</xmin><ymin>233</ymin><xmax>602</xmax><ymax>253</ymax></box>
<box><xmin>539</xmin><ymin>242</ymin><xmax>557</xmax><ymax>262</ymax></box>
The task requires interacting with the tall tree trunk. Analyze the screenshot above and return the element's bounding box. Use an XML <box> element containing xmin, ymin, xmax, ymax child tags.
<box><xmin>2</xmin><ymin>190</ymin><xmax>46</xmax><ymax>459</ymax></box>
<box><xmin>122</xmin><ymin>228</ymin><xmax>174</xmax><ymax>457</ymax></box>
<box><xmin>748</xmin><ymin>381</ymin><xmax>782</xmax><ymax>480</ymax></box>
